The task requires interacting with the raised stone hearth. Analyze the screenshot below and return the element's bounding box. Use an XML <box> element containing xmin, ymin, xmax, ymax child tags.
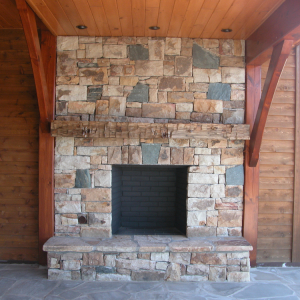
<box><xmin>44</xmin><ymin>236</ymin><xmax>252</xmax><ymax>282</ymax></box>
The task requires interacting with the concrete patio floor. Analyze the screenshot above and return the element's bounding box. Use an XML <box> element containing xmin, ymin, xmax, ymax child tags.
<box><xmin>0</xmin><ymin>263</ymin><xmax>299</xmax><ymax>299</ymax></box>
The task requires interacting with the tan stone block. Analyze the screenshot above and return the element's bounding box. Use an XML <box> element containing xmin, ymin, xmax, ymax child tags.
<box><xmin>184</xmin><ymin>148</ymin><xmax>194</xmax><ymax>165</ymax></box>
<box><xmin>203</xmin><ymin>39</ymin><xmax>219</xmax><ymax>48</ymax></box>
<box><xmin>56</xmin><ymin>76</ymin><xmax>79</xmax><ymax>85</ymax></box>
<box><xmin>194</xmin><ymin>99</ymin><xmax>223</xmax><ymax>113</ymax></box>
<box><xmin>135</xmin><ymin>61</ymin><xmax>163</xmax><ymax>76</ymax></box>
<box><xmin>55</xmin><ymin>137</ymin><xmax>74</xmax><ymax>155</ymax></box>
<box><xmin>108</xmin><ymin>97</ymin><xmax>126</xmax><ymax>116</ymax></box>
<box><xmin>97</xmin><ymin>58</ymin><xmax>110</xmax><ymax>67</ymax></box>
<box><xmin>56</xmin><ymin>85</ymin><xmax>87</xmax><ymax>101</ymax></box>
<box><xmin>79</xmin><ymin>36</ymin><xmax>95</xmax><ymax>43</ymax></box>
<box><xmin>207</xmin><ymin>140</ymin><xmax>227</xmax><ymax>148</ymax></box>
<box><xmin>93</xmin><ymin>138</ymin><xmax>123</xmax><ymax>147</ymax></box>
<box><xmin>171</xmin><ymin>148</ymin><xmax>183</xmax><ymax>165</ymax></box>
<box><xmin>85</xmin><ymin>43</ymin><xmax>103</xmax><ymax>58</ymax></box>
<box><xmin>124</xmin><ymin>65</ymin><xmax>135</xmax><ymax>76</ymax></box>
<box><xmin>231</xmin><ymin>90</ymin><xmax>245</xmax><ymax>100</ymax></box>
<box><xmin>228</xmin><ymin>227</ymin><xmax>242</xmax><ymax>236</ymax></box>
<box><xmin>88</xmin><ymin>154</ymin><xmax>101</xmax><ymax>164</ymax></box>
<box><xmin>76</xmin><ymin>147</ymin><xmax>106</xmax><ymax>156</ymax></box>
<box><xmin>157</xmin><ymin>92</ymin><xmax>167</xmax><ymax>103</ymax></box>
<box><xmin>121</xmin><ymin>146</ymin><xmax>129</xmax><ymax>164</ymax></box>
<box><xmin>189</xmin><ymin>83</ymin><xmax>209</xmax><ymax>92</ymax></box>
<box><xmin>103</xmin><ymin>37</ymin><xmax>118</xmax><ymax>44</ymax></box>
<box><xmin>68</xmin><ymin>101</ymin><xmax>95</xmax><ymax>114</ymax></box>
<box><xmin>168</xmin><ymin>92</ymin><xmax>194</xmax><ymax>103</ymax></box>
<box><xmin>125</xmin><ymin>107</ymin><xmax>141</xmax><ymax>117</ymax></box>
<box><xmin>209</xmin><ymin>266</ymin><xmax>226</xmax><ymax>282</ymax></box>
<box><xmin>149</xmin><ymin>89</ymin><xmax>158</xmax><ymax>103</ymax></box>
<box><xmin>190</xmin><ymin>139</ymin><xmax>208</xmax><ymax>147</ymax></box>
<box><xmin>127</xmin><ymin>102</ymin><xmax>142</xmax><ymax>108</ymax></box>
<box><xmin>221</xmin><ymin>148</ymin><xmax>243</xmax><ymax>165</ymax></box>
<box><xmin>222</xmin><ymin>67</ymin><xmax>245</xmax><ymax>83</ymax></box>
<box><xmin>57</xmin><ymin>36</ymin><xmax>79</xmax><ymax>50</ymax></box>
<box><xmin>108</xmin><ymin>147</ymin><xmax>122</xmax><ymax>164</ymax></box>
<box><xmin>218</xmin><ymin>210</ymin><xmax>243</xmax><ymax>227</ymax></box>
<box><xmin>164</xmin><ymin>62</ymin><xmax>175</xmax><ymax>76</ymax></box>
<box><xmin>188</xmin><ymin>173</ymin><xmax>218</xmax><ymax>184</ymax></box>
<box><xmin>225</xmin><ymin>185</ymin><xmax>243</xmax><ymax>198</ymax></box>
<box><xmin>158</xmin><ymin>147</ymin><xmax>170</xmax><ymax>164</ymax></box>
<box><xmin>169</xmin><ymin>139</ymin><xmax>189</xmax><ymax>147</ymax></box>
<box><xmin>187</xmin><ymin>211</ymin><xmax>206</xmax><ymax>226</ymax></box>
<box><xmin>165</xmin><ymin>38</ymin><xmax>181</xmax><ymax>55</ymax></box>
<box><xmin>149</xmin><ymin>40</ymin><xmax>165</xmax><ymax>60</ymax></box>
<box><xmin>123</xmin><ymin>139</ymin><xmax>140</xmax><ymax>146</ymax></box>
<box><xmin>176</xmin><ymin>112</ymin><xmax>190</xmax><ymax>120</ymax></box>
<box><xmin>186</xmin><ymin>227</ymin><xmax>216</xmax><ymax>237</ymax></box>
<box><xmin>211</xmin><ymin>184</ymin><xmax>225</xmax><ymax>198</ymax></box>
<box><xmin>187</xmin><ymin>198</ymin><xmax>214</xmax><ymax>211</ymax></box>
<box><xmin>94</xmin><ymin>170</ymin><xmax>111</xmax><ymax>187</ymax></box>
<box><xmin>215</xmin><ymin>202</ymin><xmax>238</xmax><ymax>210</ymax></box>
<box><xmin>169</xmin><ymin>253</ymin><xmax>191</xmax><ymax>265</ymax></box>
<box><xmin>120</xmin><ymin>76</ymin><xmax>139</xmax><ymax>86</ymax></box>
<box><xmin>55</xmin><ymin>174</ymin><xmax>75</xmax><ymax>188</ymax></box>
<box><xmin>220</xmin><ymin>56</ymin><xmax>244</xmax><ymax>67</ymax></box>
<box><xmin>57</xmin><ymin>50</ymin><xmax>77</xmax><ymax>76</ymax></box>
<box><xmin>96</xmin><ymin>100</ymin><xmax>109</xmax><ymax>115</ymax></box>
<box><xmin>83</xmin><ymin>252</ymin><xmax>104</xmax><ymax>266</ymax></box>
<box><xmin>187</xmin><ymin>265</ymin><xmax>209</xmax><ymax>276</ymax></box>
<box><xmin>81</xmin><ymin>188</ymin><xmax>111</xmax><ymax>201</ymax></box>
<box><xmin>175</xmin><ymin>56</ymin><xmax>192</xmax><ymax>76</ymax></box>
<box><xmin>128</xmin><ymin>146</ymin><xmax>142</xmax><ymax>164</ymax></box>
<box><xmin>194</xmin><ymin>69</ymin><xmax>221</xmax><ymax>83</ymax></box>
<box><xmin>103</xmin><ymin>44</ymin><xmax>127</xmax><ymax>58</ymax></box>
<box><xmin>85</xmin><ymin>202</ymin><xmax>111</xmax><ymax>213</ymax></box>
<box><xmin>234</xmin><ymin>40</ymin><xmax>245</xmax><ymax>56</ymax></box>
<box><xmin>181</xmin><ymin>47</ymin><xmax>192</xmax><ymax>56</ymax></box>
<box><xmin>142</xmin><ymin>103</ymin><xmax>175</xmax><ymax>118</ymax></box>
<box><xmin>103</xmin><ymin>85</ymin><xmax>123</xmax><ymax>97</ymax></box>
<box><xmin>187</xmin><ymin>184</ymin><xmax>210</xmax><ymax>197</ymax></box>
<box><xmin>176</xmin><ymin>103</ymin><xmax>193</xmax><ymax>112</ymax></box>
<box><xmin>158</xmin><ymin>77</ymin><xmax>185</xmax><ymax>92</ymax></box>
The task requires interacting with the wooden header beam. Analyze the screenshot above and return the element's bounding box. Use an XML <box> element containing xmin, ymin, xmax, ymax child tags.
<box><xmin>249</xmin><ymin>40</ymin><xmax>293</xmax><ymax>167</ymax></box>
<box><xmin>16</xmin><ymin>0</ymin><xmax>50</xmax><ymax>132</ymax></box>
<box><xmin>246</xmin><ymin>0</ymin><xmax>300</xmax><ymax>65</ymax></box>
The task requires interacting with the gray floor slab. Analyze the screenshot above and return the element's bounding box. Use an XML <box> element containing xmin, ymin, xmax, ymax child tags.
<box><xmin>0</xmin><ymin>264</ymin><xmax>300</xmax><ymax>299</ymax></box>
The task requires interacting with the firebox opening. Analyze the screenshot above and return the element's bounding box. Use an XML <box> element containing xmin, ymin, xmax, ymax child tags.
<box><xmin>112</xmin><ymin>165</ymin><xmax>187</xmax><ymax>235</ymax></box>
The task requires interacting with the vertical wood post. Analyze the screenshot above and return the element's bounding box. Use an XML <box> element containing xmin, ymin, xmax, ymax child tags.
<box><xmin>38</xmin><ymin>30</ymin><xmax>56</xmax><ymax>265</ymax></box>
<box><xmin>293</xmin><ymin>45</ymin><xmax>300</xmax><ymax>262</ymax></box>
<box><xmin>244</xmin><ymin>65</ymin><xmax>261</xmax><ymax>266</ymax></box>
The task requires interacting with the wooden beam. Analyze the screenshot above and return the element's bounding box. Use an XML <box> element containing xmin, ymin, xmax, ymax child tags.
<box><xmin>244</xmin><ymin>64</ymin><xmax>261</xmax><ymax>266</ymax></box>
<box><xmin>38</xmin><ymin>30</ymin><xmax>56</xmax><ymax>265</ymax></box>
<box><xmin>249</xmin><ymin>40</ymin><xmax>293</xmax><ymax>167</ymax></box>
<box><xmin>293</xmin><ymin>45</ymin><xmax>300</xmax><ymax>262</ymax></box>
<box><xmin>246</xmin><ymin>0</ymin><xmax>300</xmax><ymax>65</ymax></box>
<box><xmin>16</xmin><ymin>0</ymin><xmax>50</xmax><ymax>132</ymax></box>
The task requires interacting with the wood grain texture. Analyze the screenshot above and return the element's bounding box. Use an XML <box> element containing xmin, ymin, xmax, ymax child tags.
<box><xmin>257</xmin><ymin>51</ymin><xmax>296</xmax><ymax>264</ymax></box>
<box><xmin>22</xmin><ymin>0</ymin><xmax>284</xmax><ymax>38</ymax></box>
<box><xmin>249</xmin><ymin>40</ymin><xmax>293</xmax><ymax>167</ymax></box>
<box><xmin>38</xmin><ymin>30</ymin><xmax>55</xmax><ymax>265</ymax></box>
<box><xmin>243</xmin><ymin>64</ymin><xmax>261</xmax><ymax>266</ymax></box>
<box><xmin>0</xmin><ymin>29</ymin><xmax>39</xmax><ymax>262</ymax></box>
<box><xmin>293</xmin><ymin>45</ymin><xmax>300</xmax><ymax>262</ymax></box>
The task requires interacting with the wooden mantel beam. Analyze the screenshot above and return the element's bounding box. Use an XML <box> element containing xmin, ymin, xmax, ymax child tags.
<box><xmin>249</xmin><ymin>40</ymin><xmax>293</xmax><ymax>167</ymax></box>
<box><xmin>16</xmin><ymin>0</ymin><xmax>50</xmax><ymax>132</ymax></box>
<box><xmin>246</xmin><ymin>0</ymin><xmax>300</xmax><ymax>65</ymax></box>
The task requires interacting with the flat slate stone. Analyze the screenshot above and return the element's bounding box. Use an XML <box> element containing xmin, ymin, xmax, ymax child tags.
<box><xmin>129</xmin><ymin>45</ymin><xmax>149</xmax><ymax>60</ymax></box>
<box><xmin>127</xmin><ymin>83</ymin><xmax>149</xmax><ymax>103</ymax></box>
<box><xmin>207</xmin><ymin>83</ymin><xmax>231</xmax><ymax>100</ymax></box>
<box><xmin>96</xmin><ymin>266</ymin><xmax>116</xmax><ymax>274</ymax></box>
<box><xmin>142</xmin><ymin>144</ymin><xmax>161</xmax><ymax>165</ymax></box>
<box><xmin>75</xmin><ymin>169</ymin><xmax>91</xmax><ymax>188</ymax></box>
<box><xmin>193</xmin><ymin>44</ymin><xmax>219</xmax><ymax>69</ymax></box>
<box><xmin>78</xmin><ymin>62</ymin><xmax>99</xmax><ymax>68</ymax></box>
<box><xmin>226</xmin><ymin>165</ymin><xmax>244</xmax><ymax>185</ymax></box>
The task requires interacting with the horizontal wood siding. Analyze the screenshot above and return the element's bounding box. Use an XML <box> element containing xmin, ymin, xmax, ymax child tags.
<box><xmin>257</xmin><ymin>50</ymin><xmax>295</xmax><ymax>263</ymax></box>
<box><xmin>0</xmin><ymin>29</ymin><xmax>39</xmax><ymax>262</ymax></box>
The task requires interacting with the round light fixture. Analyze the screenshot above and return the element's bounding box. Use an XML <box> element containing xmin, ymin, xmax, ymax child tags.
<box><xmin>221</xmin><ymin>28</ymin><xmax>232</xmax><ymax>33</ymax></box>
<box><xmin>76</xmin><ymin>25</ymin><xmax>87</xmax><ymax>29</ymax></box>
<box><xmin>149</xmin><ymin>26</ymin><xmax>160</xmax><ymax>30</ymax></box>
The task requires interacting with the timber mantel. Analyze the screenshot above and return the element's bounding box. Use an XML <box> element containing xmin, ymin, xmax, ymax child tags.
<box><xmin>51</xmin><ymin>121</ymin><xmax>250</xmax><ymax>141</ymax></box>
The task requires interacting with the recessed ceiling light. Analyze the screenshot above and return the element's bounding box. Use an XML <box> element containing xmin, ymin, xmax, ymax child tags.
<box><xmin>149</xmin><ymin>26</ymin><xmax>160</xmax><ymax>30</ymax></box>
<box><xmin>76</xmin><ymin>25</ymin><xmax>87</xmax><ymax>29</ymax></box>
<box><xmin>221</xmin><ymin>28</ymin><xmax>232</xmax><ymax>33</ymax></box>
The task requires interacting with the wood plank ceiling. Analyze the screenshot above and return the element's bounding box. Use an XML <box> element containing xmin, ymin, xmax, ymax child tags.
<box><xmin>1</xmin><ymin>0</ymin><xmax>285</xmax><ymax>39</ymax></box>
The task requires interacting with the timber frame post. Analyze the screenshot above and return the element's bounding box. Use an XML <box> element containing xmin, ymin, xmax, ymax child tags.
<box><xmin>17</xmin><ymin>0</ymin><xmax>56</xmax><ymax>265</ymax></box>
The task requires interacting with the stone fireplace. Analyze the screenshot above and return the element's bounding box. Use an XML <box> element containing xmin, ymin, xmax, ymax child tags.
<box><xmin>44</xmin><ymin>36</ymin><xmax>252</xmax><ymax>282</ymax></box>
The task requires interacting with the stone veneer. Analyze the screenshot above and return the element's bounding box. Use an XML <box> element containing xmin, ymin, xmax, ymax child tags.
<box><xmin>48</xmin><ymin>36</ymin><xmax>250</xmax><ymax>281</ymax></box>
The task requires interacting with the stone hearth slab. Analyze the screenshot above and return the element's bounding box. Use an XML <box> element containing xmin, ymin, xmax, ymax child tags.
<box><xmin>44</xmin><ymin>236</ymin><xmax>252</xmax><ymax>253</ymax></box>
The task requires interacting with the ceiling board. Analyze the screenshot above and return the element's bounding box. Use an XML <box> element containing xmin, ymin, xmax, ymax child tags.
<box><xmin>0</xmin><ymin>0</ymin><xmax>286</xmax><ymax>39</ymax></box>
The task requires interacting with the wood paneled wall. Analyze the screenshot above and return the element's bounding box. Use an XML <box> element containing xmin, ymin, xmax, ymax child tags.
<box><xmin>257</xmin><ymin>50</ymin><xmax>296</xmax><ymax>263</ymax></box>
<box><xmin>0</xmin><ymin>29</ymin><xmax>39</xmax><ymax>262</ymax></box>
